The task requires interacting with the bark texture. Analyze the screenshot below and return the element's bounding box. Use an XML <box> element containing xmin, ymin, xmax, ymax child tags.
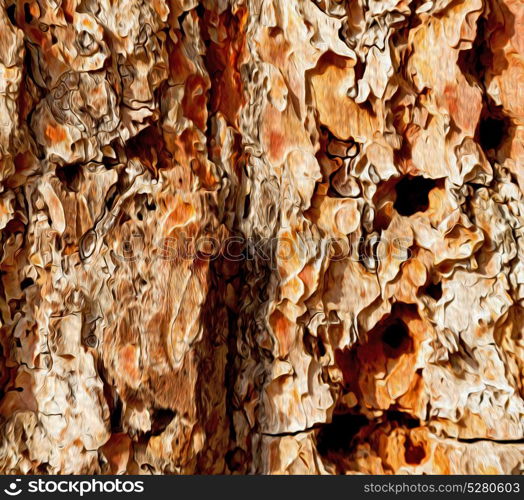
<box><xmin>0</xmin><ymin>0</ymin><xmax>524</xmax><ymax>474</ymax></box>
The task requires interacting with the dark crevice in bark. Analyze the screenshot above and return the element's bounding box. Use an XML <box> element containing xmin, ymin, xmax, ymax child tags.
<box><xmin>476</xmin><ymin>101</ymin><xmax>513</xmax><ymax>159</ymax></box>
<box><xmin>422</xmin><ymin>279</ymin><xmax>442</xmax><ymax>301</ymax></box>
<box><xmin>316</xmin><ymin>413</ymin><xmax>369</xmax><ymax>457</ymax></box>
<box><xmin>262</xmin><ymin>424</ymin><xmax>324</xmax><ymax>438</ymax></box>
<box><xmin>150</xmin><ymin>409</ymin><xmax>176</xmax><ymax>436</ymax></box>
<box><xmin>454</xmin><ymin>437</ymin><xmax>524</xmax><ymax>445</ymax></box>
<box><xmin>458</xmin><ymin>2</ymin><xmax>516</xmax><ymax>161</ymax></box>
<box><xmin>394</xmin><ymin>176</ymin><xmax>438</xmax><ymax>216</ymax></box>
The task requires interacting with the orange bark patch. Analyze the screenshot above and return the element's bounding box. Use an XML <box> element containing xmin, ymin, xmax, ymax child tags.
<box><xmin>101</xmin><ymin>434</ymin><xmax>131</xmax><ymax>474</ymax></box>
<box><xmin>165</xmin><ymin>198</ymin><xmax>195</xmax><ymax>230</ymax></box>
<box><xmin>182</xmin><ymin>74</ymin><xmax>209</xmax><ymax>131</ymax></box>
<box><xmin>431</xmin><ymin>445</ymin><xmax>450</xmax><ymax>473</ymax></box>
<box><xmin>45</xmin><ymin>123</ymin><xmax>67</xmax><ymax>143</ymax></box>
<box><xmin>269</xmin><ymin>309</ymin><xmax>294</xmax><ymax>357</ymax></box>
<box><xmin>204</xmin><ymin>8</ymin><xmax>247</xmax><ymax>126</ymax></box>
<box><xmin>261</xmin><ymin>105</ymin><xmax>311</xmax><ymax>165</ymax></box>
<box><xmin>298</xmin><ymin>263</ymin><xmax>316</xmax><ymax>297</ymax></box>
<box><xmin>169</xmin><ymin>37</ymin><xmax>196</xmax><ymax>85</ymax></box>
<box><xmin>268</xmin><ymin>130</ymin><xmax>285</xmax><ymax>161</ymax></box>
<box><xmin>62</xmin><ymin>0</ymin><xmax>75</xmax><ymax>23</ymax></box>
<box><xmin>119</xmin><ymin>344</ymin><xmax>140</xmax><ymax>385</ymax></box>
<box><xmin>442</xmin><ymin>80</ymin><xmax>482</xmax><ymax>135</ymax></box>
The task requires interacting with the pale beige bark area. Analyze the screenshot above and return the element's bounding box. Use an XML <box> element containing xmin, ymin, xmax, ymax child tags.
<box><xmin>0</xmin><ymin>0</ymin><xmax>523</xmax><ymax>474</ymax></box>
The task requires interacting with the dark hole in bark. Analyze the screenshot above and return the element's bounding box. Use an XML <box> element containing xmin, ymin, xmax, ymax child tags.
<box><xmin>36</xmin><ymin>463</ymin><xmax>49</xmax><ymax>474</ymax></box>
<box><xmin>243</xmin><ymin>194</ymin><xmax>250</xmax><ymax>219</ymax></box>
<box><xmin>384</xmin><ymin>409</ymin><xmax>420</xmax><ymax>429</ymax></box>
<box><xmin>23</xmin><ymin>3</ymin><xmax>33</xmax><ymax>23</ymax></box>
<box><xmin>6</xmin><ymin>5</ymin><xmax>16</xmax><ymax>25</ymax></box>
<box><xmin>126</xmin><ymin>126</ymin><xmax>172</xmax><ymax>172</ymax></box>
<box><xmin>56</xmin><ymin>163</ymin><xmax>82</xmax><ymax>191</ymax></box>
<box><xmin>110</xmin><ymin>397</ymin><xmax>123</xmax><ymax>432</ymax></box>
<box><xmin>457</xmin><ymin>16</ymin><xmax>491</xmax><ymax>83</ymax></box>
<box><xmin>195</xmin><ymin>2</ymin><xmax>206</xmax><ymax>19</ymax></box>
<box><xmin>317</xmin><ymin>337</ymin><xmax>326</xmax><ymax>357</ymax></box>
<box><xmin>20</xmin><ymin>277</ymin><xmax>34</xmax><ymax>290</ymax></box>
<box><xmin>316</xmin><ymin>413</ymin><xmax>368</xmax><ymax>456</ymax></box>
<box><xmin>404</xmin><ymin>435</ymin><xmax>426</xmax><ymax>465</ymax></box>
<box><xmin>382</xmin><ymin>319</ymin><xmax>410</xmax><ymax>353</ymax></box>
<box><xmin>394</xmin><ymin>176</ymin><xmax>436</xmax><ymax>216</ymax></box>
<box><xmin>226</xmin><ymin>447</ymin><xmax>247</xmax><ymax>472</ymax></box>
<box><xmin>150</xmin><ymin>409</ymin><xmax>176</xmax><ymax>436</ymax></box>
<box><xmin>374</xmin><ymin>209</ymin><xmax>392</xmax><ymax>231</ymax></box>
<box><xmin>478</xmin><ymin>115</ymin><xmax>509</xmax><ymax>152</ymax></box>
<box><xmin>424</xmin><ymin>281</ymin><xmax>442</xmax><ymax>300</ymax></box>
<box><xmin>102</xmin><ymin>154</ymin><xmax>119</xmax><ymax>168</ymax></box>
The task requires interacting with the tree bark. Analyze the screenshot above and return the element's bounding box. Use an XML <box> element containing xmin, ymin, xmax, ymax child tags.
<box><xmin>0</xmin><ymin>0</ymin><xmax>523</xmax><ymax>474</ymax></box>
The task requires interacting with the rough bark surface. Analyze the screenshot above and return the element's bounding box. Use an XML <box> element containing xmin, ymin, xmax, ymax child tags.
<box><xmin>0</xmin><ymin>0</ymin><xmax>523</xmax><ymax>474</ymax></box>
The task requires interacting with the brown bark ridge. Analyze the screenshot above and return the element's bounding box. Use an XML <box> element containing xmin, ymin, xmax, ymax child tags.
<box><xmin>0</xmin><ymin>0</ymin><xmax>523</xmax><ymax>474</ymax></box>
